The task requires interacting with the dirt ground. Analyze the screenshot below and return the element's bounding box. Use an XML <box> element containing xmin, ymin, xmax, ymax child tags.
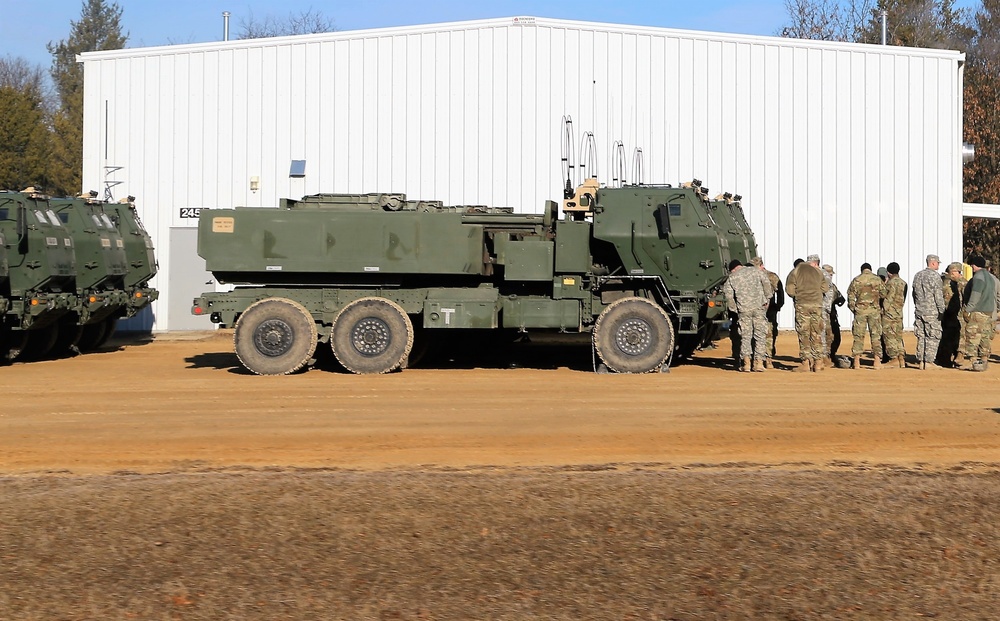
<box><xmin>4</xmin><ymin>331</ymin><xmax>1000</xmax><ymax>620</ymax></box>
<box><xmin>1</xmin><ymin>329</ymin><xmax>998</xmax><ymax>475</ymax></box>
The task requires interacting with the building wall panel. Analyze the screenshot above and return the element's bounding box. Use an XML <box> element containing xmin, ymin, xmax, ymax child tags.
<box><xmin>80</xmin><ymin>17</ymin><xmax>966</xmax><ymax>331</ymax></box>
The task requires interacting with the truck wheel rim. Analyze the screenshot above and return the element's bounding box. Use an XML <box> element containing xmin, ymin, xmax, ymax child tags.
<box><xmin>351</xmin><ymin>317</ymin><xmax>391</xmax><ymax>356</ymax></box>
<box><xmin>254</xmin><ymin>319</ymin><xmax>294</xmax><ymax>357</ymax></box>
<box><xmin>615</xmin><ymin>318</ymin><xmax>653</xmax><ymax>356</ymax></box>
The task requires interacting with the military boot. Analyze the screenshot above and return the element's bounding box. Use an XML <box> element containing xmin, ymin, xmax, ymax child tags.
<box><xmin>852</xmin><ymin>355</ymin><xmax>860</xmax><ymax>370</ymax></box>
<box><xmin>763</xmin><ymin>358</ymin><xmax>773</xmax><ymax>369</ymax></box>
<box><xmin>897</xmin><ymin>355</ymin><xmax>906</xmax><ymax>369</ymax></box>
<box><xmin>954</xmin><ymin>352</ymin><xmax>965</xmax><ymax>368</ymax></box>
<box><xmin>873</xmin><ymin>356</ymin><xmax>882</xmax><ymax>370</ymax></box>
<box><xmin>753</xmin><ymin>358</ymin><xmax>765</xmax><ymax>372</ymax></box>
<box><xmin>813</xmin><ymin>357</ymin><xmax>825</xmax><ymax>372</ymax></box>
<box><xmin>793</xmin><ymin>359</ymin><xmax>811</xmax><ymax>372</ymax></box>
<box><xmin>741</xmin><ymin>356</ymin><xmax>752</xmax><ymax>372</ymax></box>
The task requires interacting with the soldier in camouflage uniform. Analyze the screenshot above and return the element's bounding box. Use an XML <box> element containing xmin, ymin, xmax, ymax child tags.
<box><xmin>881</xmin><ymin>262</ymin><xmax>908</xmax><ymax>368</ymax></box>
<box><xmin>876</xmin><ymin>267</ymin><xmax>889</xmax><ymax>362</ymax></box>
<box><xmin>990</xmin><ymin>267</ymin><xmax>1000</xmax><ymax>363</ymax></box>
<box><xmin>819</xmin><ymin>266</ymin><xmax>834</xmax><ymax>366</ymax></box>
<box><xmin>912</xmin><ymin>254</ymin><xmax>946</xmax><ymax>369</ymax></box>
<box><xmin>939</xmin><ymin>262</ymin><xmax>967</xmax><ymax>367</ymax></box>
<box><xmin>822</xmin><ymin>264</ymin><xmax>846</xmax><ymax>364</ymax></box>
<box><xmin>847</xmin><ymin>263</ymin><xmax>885</xmax><ymax>369</ymax></box>
<box><xmin>751</xmin><ymin>256</ymin><xmax>784</xmax><ymax>368</ymax></box>
<box><xmin>723</xmin><ymin>258</ymin><xmax>774</xmax><ymax>372</ymax></box>
<box><xmin>785</xmin><ymin>254</ymin><xmax>829</xmax><ymax>372</ymax></box>
<box><xmin>961</xmin><ymin>255</ymin><xmax>996</xmax><ymax>370</ymax></box>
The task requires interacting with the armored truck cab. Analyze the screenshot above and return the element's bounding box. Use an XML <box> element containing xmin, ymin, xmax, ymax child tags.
<box><xmin>194</xmin><ymin>179</ymin><xmax>751</xmax><ymax>376</ymax></box>
<box><xmin>48</xmin><ymin>194</ymin><xmax>131</xmax><ymax>350</ymax></box>
<box><xmin>105</xmin><ymin>197</ymin><xmax>158</xmax><ymax>318</ymax></box>
<box><xmin>0</xmin><ymin>190</ymin><xmax>78</xmax><ymax>358</ymax></box>
<box><xmin>707</xmin><ymin>193</ymin><xmax>757</xmax><ymax>267</ymax></box>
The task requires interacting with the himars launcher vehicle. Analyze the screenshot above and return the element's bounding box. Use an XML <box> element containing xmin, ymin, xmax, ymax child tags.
<box><xmin>192</xmin><ymin>170</ymin><xmax>758</xmax><ymax>375</ymax></box>
<box><xmin>0</xmin><ymin>189</ymin><xmax>158</xmax><ymax>361</ymax></box>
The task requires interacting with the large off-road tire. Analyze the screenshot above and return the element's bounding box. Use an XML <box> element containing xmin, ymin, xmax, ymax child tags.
<box><xmin>92</xmin><ymin>316</ymin><xmax>118</xmax><ymax>350</ymax></box>
<box><xmin>17</xmin><ymin>323</ymin><xmax>60</xmax><ymax>361</ymax></box>
<box><xmin>331</xmin><ymin>297</ymin><xmax>414</xmax><ymax>374</ymax></box>
<box><xmin>593</xmin><ymin>297</ymin><xmax>674</xmax><ymax>373</ymax></box>
<box><xmin>52</xmin><ymin>315</ymin><xmax>83</xmax><ymax>356</ymax></box>
<box><xmin>4</xmin><ymin>327</ymin><xmax>28</xmax><ymax>361</ymax></box>
<box><xmin>77</xmin><ymin>320</ymin><xmax>108</xmax><ymax>353</ymax></box>
<box><xmin>234</xmin><ymin>297</ymin><xmax>318</xmax><ymax>376</ymax></box>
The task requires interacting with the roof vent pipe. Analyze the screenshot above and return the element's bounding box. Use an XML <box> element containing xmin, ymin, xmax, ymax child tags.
<box><xmin>880</xmin><ymin>10</ymin><xmax>887</xmax><ymax>45</ymax></box>
<box><xmin>223</xmin><ymin>11</ymin><xmax>231</xmax><ymax>41</ymax></box>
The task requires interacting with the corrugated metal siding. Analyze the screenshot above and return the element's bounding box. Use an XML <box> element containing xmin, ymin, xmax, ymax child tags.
<box><xmin>81</xmin><ymin>17</ymin><xmax>965</xmax><ymax>331</ymax></box>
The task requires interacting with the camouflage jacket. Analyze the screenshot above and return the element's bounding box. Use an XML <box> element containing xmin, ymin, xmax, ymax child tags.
<box><xmin>942</xmin><ymin>274</ymin><xmax>967</xmax><ymax>307</ymax></box>
<box><xmin>723</xmin><ymin>265</ymin><xmax>774</xmax><ymax>313</ymax></box>
<box><xmin>846</xmin><ymin>270</ymin><xmax>884</xmax><ymax>313</ymax></box>
<box><xmin>912</xmin><ymin>267</ymin><xmax>946</xmax><ymax>318</ymax></box>
<box><xmin>822</xmin><ymin>273</ymin><xmax>845</xmax><ymax>312</ymax></box>
<box><xmin>942</xmin><ymin>275</ymin><xmax>967</xmax><ymax>324</ymax></box>
<box><xmin>882</xmin><ymin>275</ymin><xmax>907</xmax><ymax>319</ymax></box>
<box><xmin>765</xmin><ymin>270</ymin><xmax>784</xmax><ymax>313</ymax></box>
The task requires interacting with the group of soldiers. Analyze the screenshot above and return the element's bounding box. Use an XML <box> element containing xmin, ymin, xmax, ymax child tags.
<box><xmin>722</xmin><ymin>252</ymin><xmax>999</xmax><ymax>372</ymax></box>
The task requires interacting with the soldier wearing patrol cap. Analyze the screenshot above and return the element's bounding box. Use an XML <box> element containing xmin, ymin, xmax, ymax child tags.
<box><xmin>940</xmin><ymin>261</ymin><xmax>967</xmax><ymax>367</ymax></box>
<box><xmin>785</xmin><ymin>254</ymin><xmax>829</xmax><ymax>371</ymax></box>
<box><xmin>822</xmin><ymin>264</ymin><xmax>845</xmax><ymax>365</ymax></box>
<box><xmin>751</xmin><ymin>256</ymin><xmax>783</xmax><ymax>367</ymax></box>
<box><xmin>912</xmin><ymin>254</ymin><xmax>946</xmax><ymax>369</ymax></box>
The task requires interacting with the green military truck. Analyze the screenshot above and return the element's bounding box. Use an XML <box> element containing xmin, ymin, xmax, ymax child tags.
<box><xmin>0</xmin><ymin>190</ymin><xmax>79</xmax><ymax>358</ymax></box>
<box><xmin>104</xmin><ymin>196</ymin><xmax>159</xmax><ymax>325</ymax></box>
<box><xmin>193</xmin><ymin>178</ymin><xmax>757</xmax><ymax>375</ymax></box>
<box><xmin>0</xmin><ymin>189</ymin><xmax>159</xmax><ymax>360</ymax></box>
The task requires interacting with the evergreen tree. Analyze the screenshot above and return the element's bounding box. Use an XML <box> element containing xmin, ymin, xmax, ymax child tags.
<box><xmin>46</xmin><ymin>0</ymin><xmax>127</xmax><ymax>196</ymax></box>
<box><xmin>0</xmin><ymin>57</ymin><xmax>51</xmax><ymax>191</ymax></box>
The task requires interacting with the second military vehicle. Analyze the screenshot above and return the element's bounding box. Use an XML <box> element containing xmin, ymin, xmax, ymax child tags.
<box><xmin>192</xmin><ymin>175</ymin><xmax>757</xmax><ymax>375</ymax></box>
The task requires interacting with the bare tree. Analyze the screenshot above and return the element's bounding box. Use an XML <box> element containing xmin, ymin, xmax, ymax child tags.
<box><xmin>854</xmin><ymin>0</ymin><xmax>972</xmax><ymax>48</ymax></box>
<box><xmin>782</xmin><ymin>0</ymin><xmax>972</xmax><ymax>47</ymax></box>
<box><xmin>779</xmin><ymin>0</ymin><xmax>873</xmax><ymax>41</ymax></box>
<box><xmin>0</xmin><ymin>56</ymin><xmax>48</xmax><ymax>96</ymax></box>
<box><xmin>237</xmin><ymin>8</ymin><xmax>337</xmax><ymax>39</ymax></box>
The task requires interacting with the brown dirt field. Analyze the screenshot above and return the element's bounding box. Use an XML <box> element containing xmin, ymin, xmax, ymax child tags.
<box><xmin>1</xmin><ymin>330</ymin><xmax>998</xmax><ymax>475</ymax></box>
<box><xmin>3</xmin><ymin>331</ymin><xmax>1000</xmax><ymax>620</ymax></box>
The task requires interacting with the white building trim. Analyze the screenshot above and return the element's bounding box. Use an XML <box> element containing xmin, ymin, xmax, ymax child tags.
<box><xmin>963</xmin><ymin>203</ymin><xmax>1000</xmax><ymax>219</ymax></box>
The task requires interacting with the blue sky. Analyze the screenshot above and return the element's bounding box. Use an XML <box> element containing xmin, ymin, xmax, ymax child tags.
<box><xmin>2</xmin><ymin>0</ymin><xmax>792</xmax><ymax>69</ymax></box>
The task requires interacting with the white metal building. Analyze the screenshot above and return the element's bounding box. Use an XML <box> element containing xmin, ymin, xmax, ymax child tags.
<box><xmin>80</xmin><ymin>16</ymin><xmax>967</xmax><ymax>331</ymax></box>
